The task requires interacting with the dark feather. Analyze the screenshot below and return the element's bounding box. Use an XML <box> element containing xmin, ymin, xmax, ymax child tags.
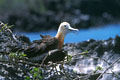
<box><xmin>40</xmin><ymin>35</ymin><xmax>51</xmax><ymax>38</ymax></box>
<box><xmin>25</xmin><ymin>35</ymin><xmax>58</xmax><ymax>58</ymax></box>
<box><xmin>29</xmin><ymin>50</ymin><xmax>67</xmax><ymax>64</ymax></box>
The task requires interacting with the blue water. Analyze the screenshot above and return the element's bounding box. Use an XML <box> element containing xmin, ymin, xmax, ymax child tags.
<box><xmin>17</xmin><ymin>24</ymin><xmax>120</xmax><ymax>43</ymax></box>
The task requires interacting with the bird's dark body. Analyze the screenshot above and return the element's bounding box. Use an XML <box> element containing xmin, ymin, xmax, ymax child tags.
<box><xmin>24</xmin><ymin>35</ymin><xmax>66</xmax><ymax>64</ymax></box>
<box><xmin>25</xmin><ymin>35</ymin><xmax>58</xmax><ymax>58</ymax></box>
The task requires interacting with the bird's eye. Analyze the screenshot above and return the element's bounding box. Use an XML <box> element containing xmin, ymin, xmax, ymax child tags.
<box><xmin>64</xmin><ymin>25</ymin><xmax>67</xmax><ymax>28</ymax></box>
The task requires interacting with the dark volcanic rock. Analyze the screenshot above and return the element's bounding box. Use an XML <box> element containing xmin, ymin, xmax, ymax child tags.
<box><xmin>74</xmin><ymin>36</ymin><xmax>120</xmax><ymax>56</ymax></box>
<box><xmin>0</xmin><ymin>23</ymin><xmax>120</xmax><ymax>79</ymax></box>
<box><xmin>113</xmin><ymin>35</ymin><xmax>120</xmax><ymax>53</ymax></box>
<box><xmin>62</xmin><ymin>36</ymin><xmax>120</xmax><ymax>80</ymax></box>
<box><xmin>0</xmin><ymin>31</ymin><xmax>30</xmax><ymax>53</ymax></box>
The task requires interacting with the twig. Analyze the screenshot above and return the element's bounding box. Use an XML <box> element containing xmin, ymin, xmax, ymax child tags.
<box><xmin>40</xmin><ymin>53</ymin><xmax>49</xmax><ymax>67</ymax></box>
<box><xmin>111</xmin><ymin>70</ymin><xmax>120</xmax><ymax>79</ymax></box>
<box><xmin>96</xmin><ymin>57</ymin><xmax>120</xmax><ymax>80</ymax></box>
<box><xmin>40</xmin><ymin>49</ymin><xmax>59</xmax><ymax>67</ymax></box>
<box><xmin>54</xmin><ymin>64</ymin><xmax>59</xmax><ymax>75</ymax></box>
<box><xmin>61</xmin><ymin>63</ymin><xmax>71</xmax><ymax>80</ymax></box>
<box><xmin>0</xmin><ymin>59</ymin><xmax>44</xmax><ymax>67</ymax></box>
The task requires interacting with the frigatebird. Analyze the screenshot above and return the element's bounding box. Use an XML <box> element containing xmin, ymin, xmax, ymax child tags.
<box><xmin>25</xmin><ymin>22</ymin><xmax>79</xmax><ymax>63</ymax></box>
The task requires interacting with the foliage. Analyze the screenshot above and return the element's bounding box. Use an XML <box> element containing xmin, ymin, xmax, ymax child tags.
<box><xmin>25</xmin><ymin>67</ymin><xmax>43</xmax><ymax>80</ymax></box>
<box><xmin>81</xmin><ymin>50</ymin><xmax>89</xmax><ymax>55</ymax></box>
<box><xmin>0</xmin><ymin>23</ymin><xmax>13</xmax><ymax>32</ymax></box>
<box><xmin>94</xmin><ymin>66</ymin><xmax>103</xmax><ymax>73</ymax></box>
<box><xmin>9</xmin><ymin>51</ymin><xmax>43</xmax><ymax>80</ymax></box>
<box><xmin>9</xmin><ymin>52</ymin><xmax>27</xmax><ymax>60</ymax></box>
<box><xmin>0</xmin><ymin>49</ymin><xmax>120</xmax><ymax>80</ymax></box>
<box><xmin>64</xmin><ymin>54</ymin><xmax>72</xmax><ymax>64</ymax></box>
<box><xmin>96</xmin><ymin>66</ymin><xmax>103</xmax><ymax>71</ymax></box>
<box><xmin>0</xmin><ymin>23</ymin><xmax>119</xmax><ymax>80</ymax></box>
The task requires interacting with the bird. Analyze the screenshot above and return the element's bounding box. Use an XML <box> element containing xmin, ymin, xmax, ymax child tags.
<box><xmin>25</xmin><ymin>22</ymin><xmax>79</xmax><ymax>63</ymax></box>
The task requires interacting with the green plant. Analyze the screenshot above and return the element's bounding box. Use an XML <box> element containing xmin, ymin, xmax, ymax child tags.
<box><xmin>64</xmin><ymin>54</ymin><xmax>72</xmax><ymax>64</ymax></box>
<box><xmin>9</xmin><ymin>52</ymin><xmax>27</xmax><ymax>60</ymax></box>
<box><xmin>0</xmin><ymin>23</ymin><xmax>13</xmax><ymax>32</ymax></box>
<box><xmin>94</xmin><ymin>66</ymin><xmax>103</xmax><ymax>73</ymax></box>
<box><xmin>81</xmin><ymin>50</ymin><xmax>89</xmax><ymax>55</ymax></box>
<box><xmin>25</xmin><ymin>67</ymin><xmax>43</xmax><ymax>80</ymax></box>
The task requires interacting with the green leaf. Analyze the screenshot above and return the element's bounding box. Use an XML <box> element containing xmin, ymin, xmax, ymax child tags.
<box><xmin>34</xmin><ymin>68</ymin><xmax>39</xmax><ymax>72</ymax></box>
<box><xmin>23</xmin><ymin>54</ymin><xmax>27</xmax><ymax>57</ymax></box>
<box><xmin>25</xmin><ymin>76</ymin><xmax>31</xmax><ymax>80</ymax></box>
<box><xmin>39</xmin><ymin>69</ymin><xmax>42</xmax><ymax>73</ymax></box>
<box><xmin>85</xmin><ymin>50</ymin><xmax>88</xmax><ymax>53</ymax></box>
<box><xmin>96</xmin><ymin>66</ymin><xmax>103</xmax><ymax>70</ymax></box>
<box><xmin>7</xmin><ymin>25</ymin><xmax>14</xmax><ymax>29</ymax></box>
<box><xmin>66</xmin><ymin>55</ymin><xmax>72</xmax><ymax>63</ymax></box>
<box><xmin>39</xmin><ymin>76</ymin><xmax>43</xmax><ymax>79</ymax></box>
<box><xmin>30</xmin><ymin>70</ymin><xmax>33</xmax><ymax>74</ymax></box>
<box><xmin>33</xmin><ymin>72</ymin><xmax>38</xmax><ymax>78</ymax></box>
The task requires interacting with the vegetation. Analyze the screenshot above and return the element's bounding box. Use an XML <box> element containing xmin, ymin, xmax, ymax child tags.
<box><xmin>25</xmin><ymin>67</ymin><xmax>43</xmax><ymax>80</ymax></box>
<box><xmin>0</xmin><ymin>23</ymin><xmax>13</xmax><ymax>32</ymax></box>
<box><xmin>9</xmin><ymin>52</ymin><xmax>27</xmax><ymax>60</ymax></box>
<box><xmin>0</xmin><ymin>22</ymin><xmax>120</xmax><ymax>80</ymax></box>
<box><xmin>0</xmin><ymin>49</ymin><xmax>120</xmax><ymax>80</ymax></box>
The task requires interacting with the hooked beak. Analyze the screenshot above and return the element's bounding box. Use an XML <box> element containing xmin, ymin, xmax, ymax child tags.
<box><xmin>68</xmin><ymin>26</ymin><xmax>79</xmax><ymax>33</ymax></box>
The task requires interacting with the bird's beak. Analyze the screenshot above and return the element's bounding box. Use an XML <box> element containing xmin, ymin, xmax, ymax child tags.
<box><xmin>68</xmin><ymin>26</ymin><xmax>79</xmax><ymax>33</ymax></box>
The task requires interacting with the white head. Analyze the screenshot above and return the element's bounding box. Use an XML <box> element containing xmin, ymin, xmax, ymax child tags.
<box><xmin>55</xmin><ymin>22</ymin><xmax>79</xmax><ymax>49</ymax></box>
<box><xmin>56</xmin><ymin>22</ymin><xmax>79</xmax><ymax>37</ymax></box>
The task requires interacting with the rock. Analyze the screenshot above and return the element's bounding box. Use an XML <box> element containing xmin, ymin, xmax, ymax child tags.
<box><xmin>63</xmin><ymin>35</ymin><xmax>120</xmax><ymax>80</ymax></box>
<box><xmin>0</xmin><ymin>23</ymin><xmax>120</xmax><ymax>79</ymax></box>
<box><xmin>113</xmin><ymin>35</ymin><xmax>120</xmax><ymax>53</ymax></box>
<box><xmin>0</xmin><ymin>31</ymin><xmax>29</xmax><ymax>53</ymax></box>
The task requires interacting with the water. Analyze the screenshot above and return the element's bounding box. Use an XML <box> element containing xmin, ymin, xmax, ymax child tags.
<box><xmin>17</xmin><ymin>24</ymin><xmax>120</xmax><ymax>43</ymax></box>
<box><xmin>14</xmin><ymin>24</ymin><xmax>120</xmax><ymax>80</ymax></box>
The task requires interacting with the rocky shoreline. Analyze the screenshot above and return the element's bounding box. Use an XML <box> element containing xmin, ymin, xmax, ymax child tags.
<box><xmin>0</xmin><ymin>22</ymin><xmax>120</xmax><ymax>80</ymax></box>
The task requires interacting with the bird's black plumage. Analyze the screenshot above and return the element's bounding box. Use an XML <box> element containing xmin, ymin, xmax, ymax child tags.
<box><xmin>25</xmin><ymin>35</ymin><xmax>59</xmax><ymax>58</ymax></box>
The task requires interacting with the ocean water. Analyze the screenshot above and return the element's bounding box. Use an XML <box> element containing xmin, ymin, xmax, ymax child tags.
<box><xmin>17</xmin><ymin>24</ymin><xmax>120</xmax><ymax>43</ymax></box>
<box><xmin>15</xmin><ymin>24</ymin><xmax>120</xmax><ymax>80</ymax></box>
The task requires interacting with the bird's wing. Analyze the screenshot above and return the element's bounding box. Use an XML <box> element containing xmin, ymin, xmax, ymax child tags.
<box><xmin>40</xmin><ymin>35</ymin><xmax>51</xmax><ymax>39</ymax></box>
<box><xmin>25</xmin><ymin>35</ymin><xmax>58</xmax><ymax>57</ymax></box>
